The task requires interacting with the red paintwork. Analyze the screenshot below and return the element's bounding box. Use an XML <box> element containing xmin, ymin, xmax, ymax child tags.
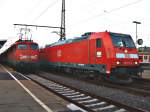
<box><xmin>41</xmin><ymin>32</ymin><xmax>140</xmax><ymax>74</ymax></box>
<box><xmin>15</xmin><ymin>41</ymin><xmax>39</xmax><ymax>62</ymax></box>
<box><xmin>45</xmin><ymin>40</ymin><xmax>89</xmax><ymax>64</ymax></box>
<box><xmin>4</xmin><ymin>40</ymin><xmax>39</xmax><ymax>69</ymax></box>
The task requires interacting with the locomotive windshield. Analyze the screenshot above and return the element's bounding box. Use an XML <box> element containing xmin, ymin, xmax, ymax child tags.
<box><xmin>30</xmin><ymin>44</ymin><xmax>39</xmax><ymax>50</ymax></box>
<box><xmin>110</xmin><ymin>33</ymin><xmax>135</xmax><ymax>48</ymax></box>
<box><xmin>17</xmin><ymin>44</ymin><xmax>27</xmax><ymax>50</ymax></box>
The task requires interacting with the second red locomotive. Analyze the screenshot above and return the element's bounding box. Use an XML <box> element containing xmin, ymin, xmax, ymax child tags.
<box><xmin>1</xmin><ymin>39</ymin><xmax>39</xmax><ymax>72</ymax></box>
<box><xmin>40</xmin><ymin>31</ymin><xmax>142</xmax><ymax>83</ymax></box>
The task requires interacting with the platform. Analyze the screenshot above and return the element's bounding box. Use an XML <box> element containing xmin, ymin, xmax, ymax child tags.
<box><xmin>0</xmin><ymin>65</ymin><xmax>71</xmax><ymax>112</ymax></box>
<box><xmin>142</xmin><ymin>70</ymin><xmax>150</xmax><ymax>79</ymax></box>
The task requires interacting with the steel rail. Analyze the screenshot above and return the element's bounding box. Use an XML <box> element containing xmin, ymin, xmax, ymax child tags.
<box><xmin>27</xmin><ymin>74</ymin><xmax>146</xmax><ymax>112</ymax></box>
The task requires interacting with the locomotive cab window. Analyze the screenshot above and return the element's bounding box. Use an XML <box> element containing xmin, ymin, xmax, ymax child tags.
<box><xmin>30</xmin><ymin>44</ymin><xmax>39</xmax><ymax>50</ymax></box>
<box><xmin>96</xmin><ymin>39</ymin><xmax>101</xmax><ymax>48</ymax></box>
<box><xmin>17</xmin><ymin>44</ymin><xmax>27</xmax><ymax>50</ymax></box>
<box><xmin>110</xmin><ymin>33</ymin><xmax>135</xmax><ymax>48</ymax></box>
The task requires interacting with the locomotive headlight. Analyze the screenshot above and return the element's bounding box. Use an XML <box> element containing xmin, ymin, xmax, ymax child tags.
<box><xmin>116</xmin><ymin>61</ymin><xmax>120</xmax><ymax>65</ymax></box>
<box><xmin>19</xmin><ymin>55</ymin><xmax>28</xmax><ymax>59</ymax></box>
<box><xmin>31</xmin><ymin>55</ymin><xmax>38</xmax><ymax>59</ymax></box>
<box><xmin>135</xmin><ymin>61</ymin><xmax>138</xmax><ymax>64</ymax></box>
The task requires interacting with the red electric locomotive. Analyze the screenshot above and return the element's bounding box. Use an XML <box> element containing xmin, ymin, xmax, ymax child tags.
<box><xmin>1</xmin><ymin>39</ymin><xmax>39</xmax><ymax>72</ymax></box>
<box><xmin>40</xmin><ymin>31</ymin><xmax>142</xmax><ymax>83</ymax></box>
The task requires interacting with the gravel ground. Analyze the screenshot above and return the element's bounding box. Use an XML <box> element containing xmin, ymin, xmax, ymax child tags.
<box><xmin>142</xmin><ymin>70</ymin><xmax>150</xmax><ymax>79</ymax></box>
<box><xmin>37</xmin><ymin>72</ymin><xmax>150</xmax><ymax>112</ymax></box>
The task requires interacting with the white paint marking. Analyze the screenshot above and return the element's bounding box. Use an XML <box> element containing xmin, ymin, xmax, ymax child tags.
<box><xmin>1</xmin><ymin>65</ymin><xmax>53</xmax><ymax>112</ymax></box>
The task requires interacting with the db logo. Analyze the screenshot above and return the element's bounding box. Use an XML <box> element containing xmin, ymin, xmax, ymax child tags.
<box><xmin>57</xmin><ymin>50</ymin><xmax>62</xmax><ymax>57</ymax></box>
<box><xmin>96</xmin><ymin>51</ymin><xmax>102</xmax><ymax>58</ymax></box>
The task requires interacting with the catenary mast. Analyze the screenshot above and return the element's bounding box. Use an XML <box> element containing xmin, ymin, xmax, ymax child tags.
<box><xmin>14</xmin><ymin>0</ymin><xmax>66</xmax><ymax>41</ymax></box>
<box><xmin>60</xmin><ymin>0</ymin><xmax>66</xmax><ymax>40</ymax></box>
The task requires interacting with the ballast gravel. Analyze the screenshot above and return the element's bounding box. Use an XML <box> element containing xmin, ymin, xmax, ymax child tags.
<box><xmin>37</xmin><ymin>72</ymin><xmax>150</xmax><ymax>112</ymax></box>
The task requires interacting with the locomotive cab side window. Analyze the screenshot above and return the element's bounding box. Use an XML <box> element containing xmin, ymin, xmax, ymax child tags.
<box><xmin>17</xmin><ymin>44</ymin><xmax>27</xmax><ymax>50</ymax></box>
<box><xmin>96</xmin><ymin>38</ymin><xmax>102</xmax><ymax>48</ymax></box>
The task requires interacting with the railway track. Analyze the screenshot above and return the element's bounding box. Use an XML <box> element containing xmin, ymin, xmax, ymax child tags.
<box><xmin>25</xmin><ymin>74</ymin><xmax>145</xmax><ymax>112</ymax></box>
<box><xmin>105</xmin><ymin>77</ymin><xmax>150</xmax><ymax>97</ymax></box>
<box><xmin>141</xmin><ymin>65</ymin><xmax>150</xmax><ymax>70</ymax></box>
<box><xmin>46</xmin><ymin>71</ymin><xmax>150</xmax><ymax>98</ymax></box>
<box><xmin>87</xmin><ymin>78</ymin><xmax>150</xmax><ymax>98</ymax></box>
<box><xmin>133</xmin><ymin>76</ymin><xmax>150</xmax><ymax>83</ymax></box>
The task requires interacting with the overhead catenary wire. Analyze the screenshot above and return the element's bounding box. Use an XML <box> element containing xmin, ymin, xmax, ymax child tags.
<box><xmin>32</xmin><ymin>0</ymin><xmax>59</xmax><ymax>22</ymax></box>
<box><xmin>72</xmin><ymin>0</ymin><xmax>143</xmax><ymax>26</ymax></box>
<box><xmin>27</xmin><ymin>0</ymin><xmax>44</xmax><ymax>16</ymax></box>
<box><xmin>14</xmin><ymin>24</ymin><xmax>63</xmax><ymax>29</ymax></box>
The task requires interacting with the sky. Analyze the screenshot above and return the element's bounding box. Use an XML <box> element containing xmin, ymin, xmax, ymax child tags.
<box><xmin>0</xmin><ymin>0</ymin><xmax>150</xmax><ymax>47</ymax></box>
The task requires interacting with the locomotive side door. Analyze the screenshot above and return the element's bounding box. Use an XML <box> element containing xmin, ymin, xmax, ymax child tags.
<box><xmin>89</xmin><ymin>38</ymin><xmax>104</xmax><ymax>64</ymax></box>
<box><xmin>89</xmin><ymin>39</ymin><xmax>96</xmax><ymax>64</ymax></box>
<box><xmin>95</xmin><ymin>38</ymin><xmax>105</xmax><ymax>64</ymax></box>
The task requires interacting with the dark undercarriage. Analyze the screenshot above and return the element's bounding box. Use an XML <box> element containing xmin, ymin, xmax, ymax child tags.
<box><xmin>15</xmin><ymin>62</ymin><xmax>39</xmax><ymax>73</ymax></box>
<box><xmin>105</xmin><ymin>67</ymin><xmax>143</xmax><ymax>84</ymax></box>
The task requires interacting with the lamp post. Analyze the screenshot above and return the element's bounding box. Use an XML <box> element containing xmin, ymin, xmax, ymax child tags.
<box><xmin>133</xmin><ymin>21</ymin><xmax>141</xmax><ymax>47</ymax></box>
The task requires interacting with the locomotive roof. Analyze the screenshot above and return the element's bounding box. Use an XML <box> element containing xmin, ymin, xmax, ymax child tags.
<box><xmin>46</xmin><ymin>33</ymin><xmax>90</xmax><ymax>47</ymax></box>
<box><xmin>46</xmin><ymin>31</ymin><xmax>131</xmax><ymax>47</ymax></box>
<box><xmin>15</xmin><ymin>39</ymin><xmax>38</xmax><ymax>45</ymax></box>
